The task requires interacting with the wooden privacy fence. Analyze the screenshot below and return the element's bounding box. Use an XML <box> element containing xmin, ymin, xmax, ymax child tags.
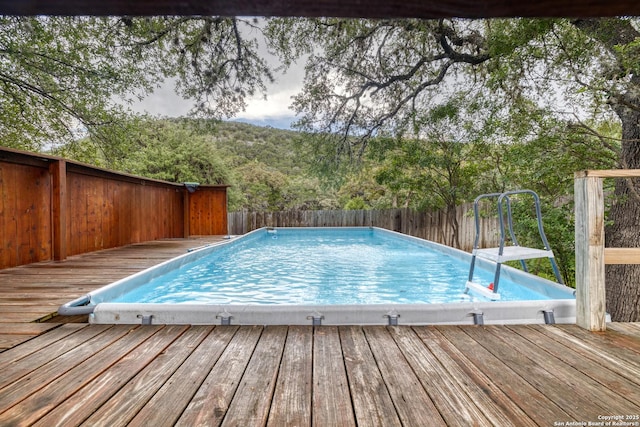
<box><xmin>228</xmin><ymin>205</ymin><xmax>500</xmax><ymax>252</ymax></box>
<box><xmin>0</xmin><ymin>147</ymin><xmax>228</xmax><ymax>270</ymax></box>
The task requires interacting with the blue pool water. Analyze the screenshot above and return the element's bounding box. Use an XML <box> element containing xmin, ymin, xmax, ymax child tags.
<box><xmin>110</xmin><ymin>228</ymin><xmax>570</xmax><ymax>305</ymax></box>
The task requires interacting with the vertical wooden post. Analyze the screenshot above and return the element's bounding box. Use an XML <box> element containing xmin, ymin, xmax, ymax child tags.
<box><xmin>50</xmin><ymin>159</ymin><xmax>67</xmax><ymax>261</ymax></box>
<box><xmin>183</xmin><ymin>189</ymin><xmax>190</xmax><ymax>238</ymax></box>
<box><xmin>575</xmin><ymin>173</ymin><xmax>606</xmax><ymax>331</ymax></box>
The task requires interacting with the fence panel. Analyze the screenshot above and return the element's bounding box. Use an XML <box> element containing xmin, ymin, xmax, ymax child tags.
<box><xmin>1</xmin><ymin>147</ymin><xmax>228</xmax><ymax>269</ymax></box>
<box><xmin>228</xmin><ymin>205</ymin><xmax>500</xmax><ymax>252</ymax></box>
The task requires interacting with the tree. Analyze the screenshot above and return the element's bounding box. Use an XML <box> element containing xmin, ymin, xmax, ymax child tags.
<box><xmin>570</xmin><ymin>19</ymin><xmax>640</xmax><ymax>322</ymax></box>
<box><xmin>267</xmin><ymin>19</ymin><xmax>491</xmax><ymax>156</ymax></box>
<box><xmin>370</xmin><ymin>96</ymin><xmax>492</xmax><ymax>248</ymax></box>
<box><xmin>54</xmin><ymin>118</ymin><xmax>243</xmax><ymax>206</ymax></box>
<box><xmin>1</xmin><ymin>16</ymin><xmax>272</xmax><ymax>156</ymax></box>
<box><xmin>268</xmin><ymin>17</ymin><xmax>640</xmax><ymax>321</ymax></box>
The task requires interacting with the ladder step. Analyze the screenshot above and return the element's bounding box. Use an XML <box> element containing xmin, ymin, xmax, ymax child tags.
<box><xmin>472</xmin><ymin>246</ymin><xmax>555</xmax><ymax>263</ymax></box>
<box><xmin>465</xmin><ymin>281</ymin><xmax>501</xmax><ymax>300</ymax></box>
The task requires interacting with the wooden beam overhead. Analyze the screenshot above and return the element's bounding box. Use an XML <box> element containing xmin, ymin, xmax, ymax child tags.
<box><xmin>0</xmin><ymin>0</ymin><xmax>637</xmax><ymax>18</ymax></box>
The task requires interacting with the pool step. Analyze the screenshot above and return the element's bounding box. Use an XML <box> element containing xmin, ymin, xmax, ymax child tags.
<box><xmin>465</xmin><ymin>281</ymin><xmax>501</xmax><ymax>301</ymax></box>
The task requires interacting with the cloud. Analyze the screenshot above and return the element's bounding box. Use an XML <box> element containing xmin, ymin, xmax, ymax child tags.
<box><xmin>131</xmin><ymin>81</ymin><xmax>193</xmax><ymax>117</ymax></box>
<box><xmin>131</xmin><ymin>19</ymin><xmax>307</xmax><ymax>129</ymax></box>
<box><xmin>131</xmin><ymin>63</ymin><xmax>303</xmax><ymax>129</ymax></box>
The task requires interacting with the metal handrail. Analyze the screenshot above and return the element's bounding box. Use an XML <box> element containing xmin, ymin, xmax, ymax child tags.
<box><xmin>467</xmin><ymin>189</ymin><xmax>563</xmax><ymax>297</ymax></box>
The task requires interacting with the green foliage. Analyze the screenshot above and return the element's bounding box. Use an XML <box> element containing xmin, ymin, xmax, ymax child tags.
<box><xmin>486</xmin><ymin>115</ymin><xmax>620</xmax><ymax>286</ymax></box>
<box><xmin>201</xmin><ymin>121</ymin><xmax>339</xmax><ymax>211</ymax></box>
<box><xmin>0</xmin><ymin>17</ymin><xmax>143</xmax><ymax>150</ymax></box>
<box><xmin>267</xmin><ymin>18</ymin><xmax>491</xmax><ymax>151</ymax></box>
<box><xmin>0</xmin><ymin>16</ymin><xmax>274</xmax><ymax>151</ymax></box>
<box><xmin>485</xmin><ymin>19</ymin><xmax>556</xmax><ymax>57</ymax></box>
<box><xmin>336</xmin><ymin>165</ymin><xmax>389</xmax><ymax>209</ymax></box>
<box><xmin>368</xmin><ymin>96</ymin><xmax>492</xmax><ymax>212</ymax></box>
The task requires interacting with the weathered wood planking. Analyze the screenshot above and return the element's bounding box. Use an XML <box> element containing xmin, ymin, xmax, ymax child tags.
<box><xmin>0</xmin><ymin>323</ymin><xmax>84</xmax><ymax>374</ymax></box>
<box><xmin>228</xmin><ymin>204</ymin><xmax>500</xmax><ymax>252</ymax></box>
<box><xmin>388</xmin><ymin>326</ymin><xmax>499</xmax><ymax>426</ymax></box>
<box><xmin>574</xmin><ymin>170</ymin><xmax>640</xmax><ymax>331</ymax></box>
<box><xmin>574</xmin><ymin>174</ymin><xmax>606</xmax><ymax>331</ymax></box>
<box><xmin>80</xmin><ymin>325</ymin><xmax>215</xmax><ymax>426</ymax></box>
<box><xmin>0</xmin><ymin>237</ymin><xmax>218</xmax><ymax>350</ymax></box>
<box><xmin>32</xmin><ymin>325</ymin><xmax>191</xmax><ymax>426</ymax></box>
<box><xmin>311</xmin><ymin>326</ymin><xmax>356</xmax><ymax>427</ymax></box>
<box><xmin>535</xmin><ymin>325</ymin><xmax>640</xmax><ymax>387</ymax></box>
<box><xmin>219</xmin><ymin>326</ymin><xmax>288</xmax><ymax>426</ymax></box>
<box><xmin>413</xmin><ymin>326</ymin><xmax>538</xmax><ymax>426</ymax></box>
<box><xmin>0</xmin><ymin>323</ymin><xmax>58</xmax><ymax>341</ymax></box>
<box><xmin>363</xmin><ymin>326</ymin><xmax>445</xmax><ymax>425</ymax></box>
<box><xmin>0</xmin><ymin>324</ymin><xmax>96</xmax><ymax>385</ymax></box>
<box><xmin>174</xmin><ymin>326</ymin><xmax>258</xmax><ymax>427</ymax></box>
<box><xmin>127</xmin><ymin>326</ymin><xmax>245</xmax><ymax>426</ymax></box>
<box><xmin>1</xmin><ymin>324</ymin><xmax>640</xmax><ymax>425</ymax></box>
<box><xmin>0</xmin><ymin>325</ymin><xmax>161</xmax><ymax>426</ymax></box>
<box><xmin>433</xmin><ymin>325</ymin><xmax>569</xmax><ymax>424</ymax></box>
<box><xmin>266</xmin><ymin>325</ymin><xmax>313</xmax><ymax>427</ymax></box>
<box><xmin>339</xmin><ymin>325</ymin><xmax>403</xmax><ymax>426</ymax></box>
<box><xmin>471</xmin><ymin>326</ymin><xmax>640</xmax><ymax>415</ymax></box>
<box><xmin>507</xmin><ymin>325</ymin><xmax>640</xmax><ymax>406</ymax></box>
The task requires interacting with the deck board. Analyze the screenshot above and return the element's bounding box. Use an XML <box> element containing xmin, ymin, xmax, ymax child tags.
<box><xmin>32</xmin><ymin>325</ymin><xmax>190</xmax><ymax>427</ymax></box>
<box><xmin>0</xmin><ymin>237</ymin><xmax>216</xmax><ymax>350</ymax></box>
<box><xmin>608</xmin><ymin>321</ymin><xmax>640</xmax><ymax>336</ymax></box>
<box><xmin>173</xmin><ymin>326</ymin><xmax>257</xmax><ymax>427</ymax></box>
<box><xmin>219</xmin><ymin>326</ymin><xmax>288</xmax><ymax>427</ymax></box>
<box><xmin>311</xmin><ymin>326</ymin><xmax>356</xmax><ymax>427</ymax></box>
<box><xmin>388</xmin><ymin>326</ymin><xmax>495</xmax><ymax>427</ymax></box>
<box><xmin>266</xmin><ymin>325</ymin><xmax>313</xmax><ymax>427</ymax></box>
<box><xmin>435</xmin><ymin>325</ymin><xmax>569</xmax><ymax>424</ymax></box>
<box><xmin>484</xmin><ymin>325</ymin><xmax>640</xmax><ymax>415</ymax></box>
<box><xmin>410</xmin><ymin>326</ymin><xmax>534</xmax><ymax>426</ymax></box>
<box><xmin>0</xmin><ymin>324</ymin><xmax>105</xmax><ymax>391</ymax></box>
<box><xmin>0</xmin><ymin>237</ymin><xmax>640</xmax><ymax>425</ymax></box>
<box><xmin>81</xmin><ymin>325</ymin><xmax>215</xmax><ymax>427</ymax></box>
<box><xmin>0</xmin><ymin>324</ymin><xmax>86</xmax><ymax>370</ymax></box>
<box><xmin>363</xmin><ymin>326</ymin><xmax>446</xmax><ymax>426</ymax></box>
<box><xmin>129</xmin><ymin>325</ymin><xmax>242</xmax><ymax>427</ymax></box>
<box><xmin>339</xmin><ymin>325</ymin><xmax>403</xmax><ymax>427</ymax></box>
<box><xmin>508</xmin><ymin>325</ymin><xmax>640</xmax><ymax>408</ymax></box>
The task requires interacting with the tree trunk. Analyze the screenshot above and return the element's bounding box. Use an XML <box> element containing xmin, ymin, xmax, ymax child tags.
<box><xmin>572</xmin><ymin>18</ymin><xmax>640</xmax><ymax>322</ymax></box>
<box><xmin>605</xmin><ymin>96</ymin><xmax>640</xmax><ymax>321</ymax></box>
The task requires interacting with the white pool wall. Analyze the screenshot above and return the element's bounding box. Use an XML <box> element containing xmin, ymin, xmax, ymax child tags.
<box><xmin>90</xmin><ymin>300</ymin><xmax>576</xmax><ymax>325</ymax></box>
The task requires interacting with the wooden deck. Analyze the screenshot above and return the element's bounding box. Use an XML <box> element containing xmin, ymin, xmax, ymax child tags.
<box><xmin>0</xmin><ymin>237</ymin><xmax>218</xmax><ymax>349</ymax></box>
<box><xmin>0</xmin><ymin>323</ymin><xmax>638</xmax><ymax>425</ymax></box>
<box><xmin>0</xmin><ymin>238</ymin><xmax>639</xmax><ymax>425</ymax></box>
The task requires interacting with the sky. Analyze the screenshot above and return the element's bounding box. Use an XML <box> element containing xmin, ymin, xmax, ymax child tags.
<box><xmin>131</xmin><ymin>22</ymin><xmax>305</xmax><ymax>130</ymax></box>
<box><xmin>132</xmin><ymin>78</ymin><xmax>301</xmax><ymax>129</ymax></box>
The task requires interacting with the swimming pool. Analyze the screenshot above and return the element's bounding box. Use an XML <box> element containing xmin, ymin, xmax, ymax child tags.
<box><xmin>60</xmin><ymin>227</ymin><xmax>576</xmax><ymax>325</ymax></box>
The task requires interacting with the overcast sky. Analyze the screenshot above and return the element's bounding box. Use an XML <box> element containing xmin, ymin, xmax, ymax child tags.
<box><xmin>131</xmin><ymin>22</ymin><xmax>305</xmax><ymax>130</ymax></box>
<box><xmin>132</xmin><ymin>77</ymin><xmax>301</xmax><ymax>129</ymax></box>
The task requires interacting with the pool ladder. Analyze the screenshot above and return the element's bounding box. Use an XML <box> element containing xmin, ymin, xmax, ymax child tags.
<box><xmin>465</xmin><ymin>190</ymin><xmax>563</xmax><ymax>300</ymax></box>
